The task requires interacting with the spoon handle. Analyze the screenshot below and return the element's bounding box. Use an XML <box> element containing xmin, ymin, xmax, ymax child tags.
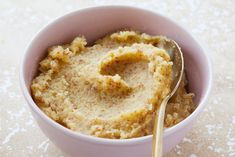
<box><xmin>152</xmin><ymin>96</ymin><xmax>170</xmax><ymax>157</ymax></box>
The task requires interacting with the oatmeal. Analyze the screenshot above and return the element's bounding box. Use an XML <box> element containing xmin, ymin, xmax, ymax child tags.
<box><xmin>31</xmin><ymin>31</ymin><xmax>195</xmax><ymax>139</ymax></box>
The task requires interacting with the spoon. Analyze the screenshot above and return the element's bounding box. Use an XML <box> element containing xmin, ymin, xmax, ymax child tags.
<box><xmin>152</xmin><ymin>37</ymin><xmax>184</xmax><ymax>157</ymax></box>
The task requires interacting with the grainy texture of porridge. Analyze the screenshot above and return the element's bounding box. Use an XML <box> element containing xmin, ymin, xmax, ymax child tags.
<box><xmin>31</xmin><ymin>31</ymin><xmax>195</xmax><ymax>139</ymax></box>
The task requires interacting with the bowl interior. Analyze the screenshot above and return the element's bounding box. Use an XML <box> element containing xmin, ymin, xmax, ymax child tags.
<box><xmin>22</xmin><ymin>6</ymin><xmax>211</xmax><ymax>135</ymax></box>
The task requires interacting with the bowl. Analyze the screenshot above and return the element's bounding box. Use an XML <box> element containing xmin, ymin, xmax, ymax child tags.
<box><xmin>19</xmin><ymin>6</ymin><xmax>212</xmax><ymax>157</ymax></box>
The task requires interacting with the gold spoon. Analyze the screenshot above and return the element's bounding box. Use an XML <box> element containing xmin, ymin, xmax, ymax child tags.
<box><xmin>152</xmin><ymin>38</ymin><xmax>184</xmax><ymax>157</ymax></box>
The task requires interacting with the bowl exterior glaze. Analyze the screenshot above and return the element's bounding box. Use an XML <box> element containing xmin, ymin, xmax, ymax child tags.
<box><xmin>20</xmin><ymin>6</ymin><xmax>212</xmax><ymax>157</ymax></box>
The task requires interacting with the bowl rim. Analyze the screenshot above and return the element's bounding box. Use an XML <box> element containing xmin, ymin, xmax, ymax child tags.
<box><xmin>19</xmin><ymin>5</ymin><xmax>213</xmax><ymax>145</ymax></box>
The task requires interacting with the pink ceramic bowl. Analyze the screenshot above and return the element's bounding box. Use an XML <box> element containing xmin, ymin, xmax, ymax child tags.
<box><xmin>20</xmin><ymin>6</ymin><xmax>212</xmax><ymax>157</ymax></box>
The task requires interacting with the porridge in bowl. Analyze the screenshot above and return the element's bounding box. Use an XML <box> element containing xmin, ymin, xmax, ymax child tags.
<box><xmin>31</xmin><ymin>31</ymin><xmax>195</xmax><ymax>139</ymax></box>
